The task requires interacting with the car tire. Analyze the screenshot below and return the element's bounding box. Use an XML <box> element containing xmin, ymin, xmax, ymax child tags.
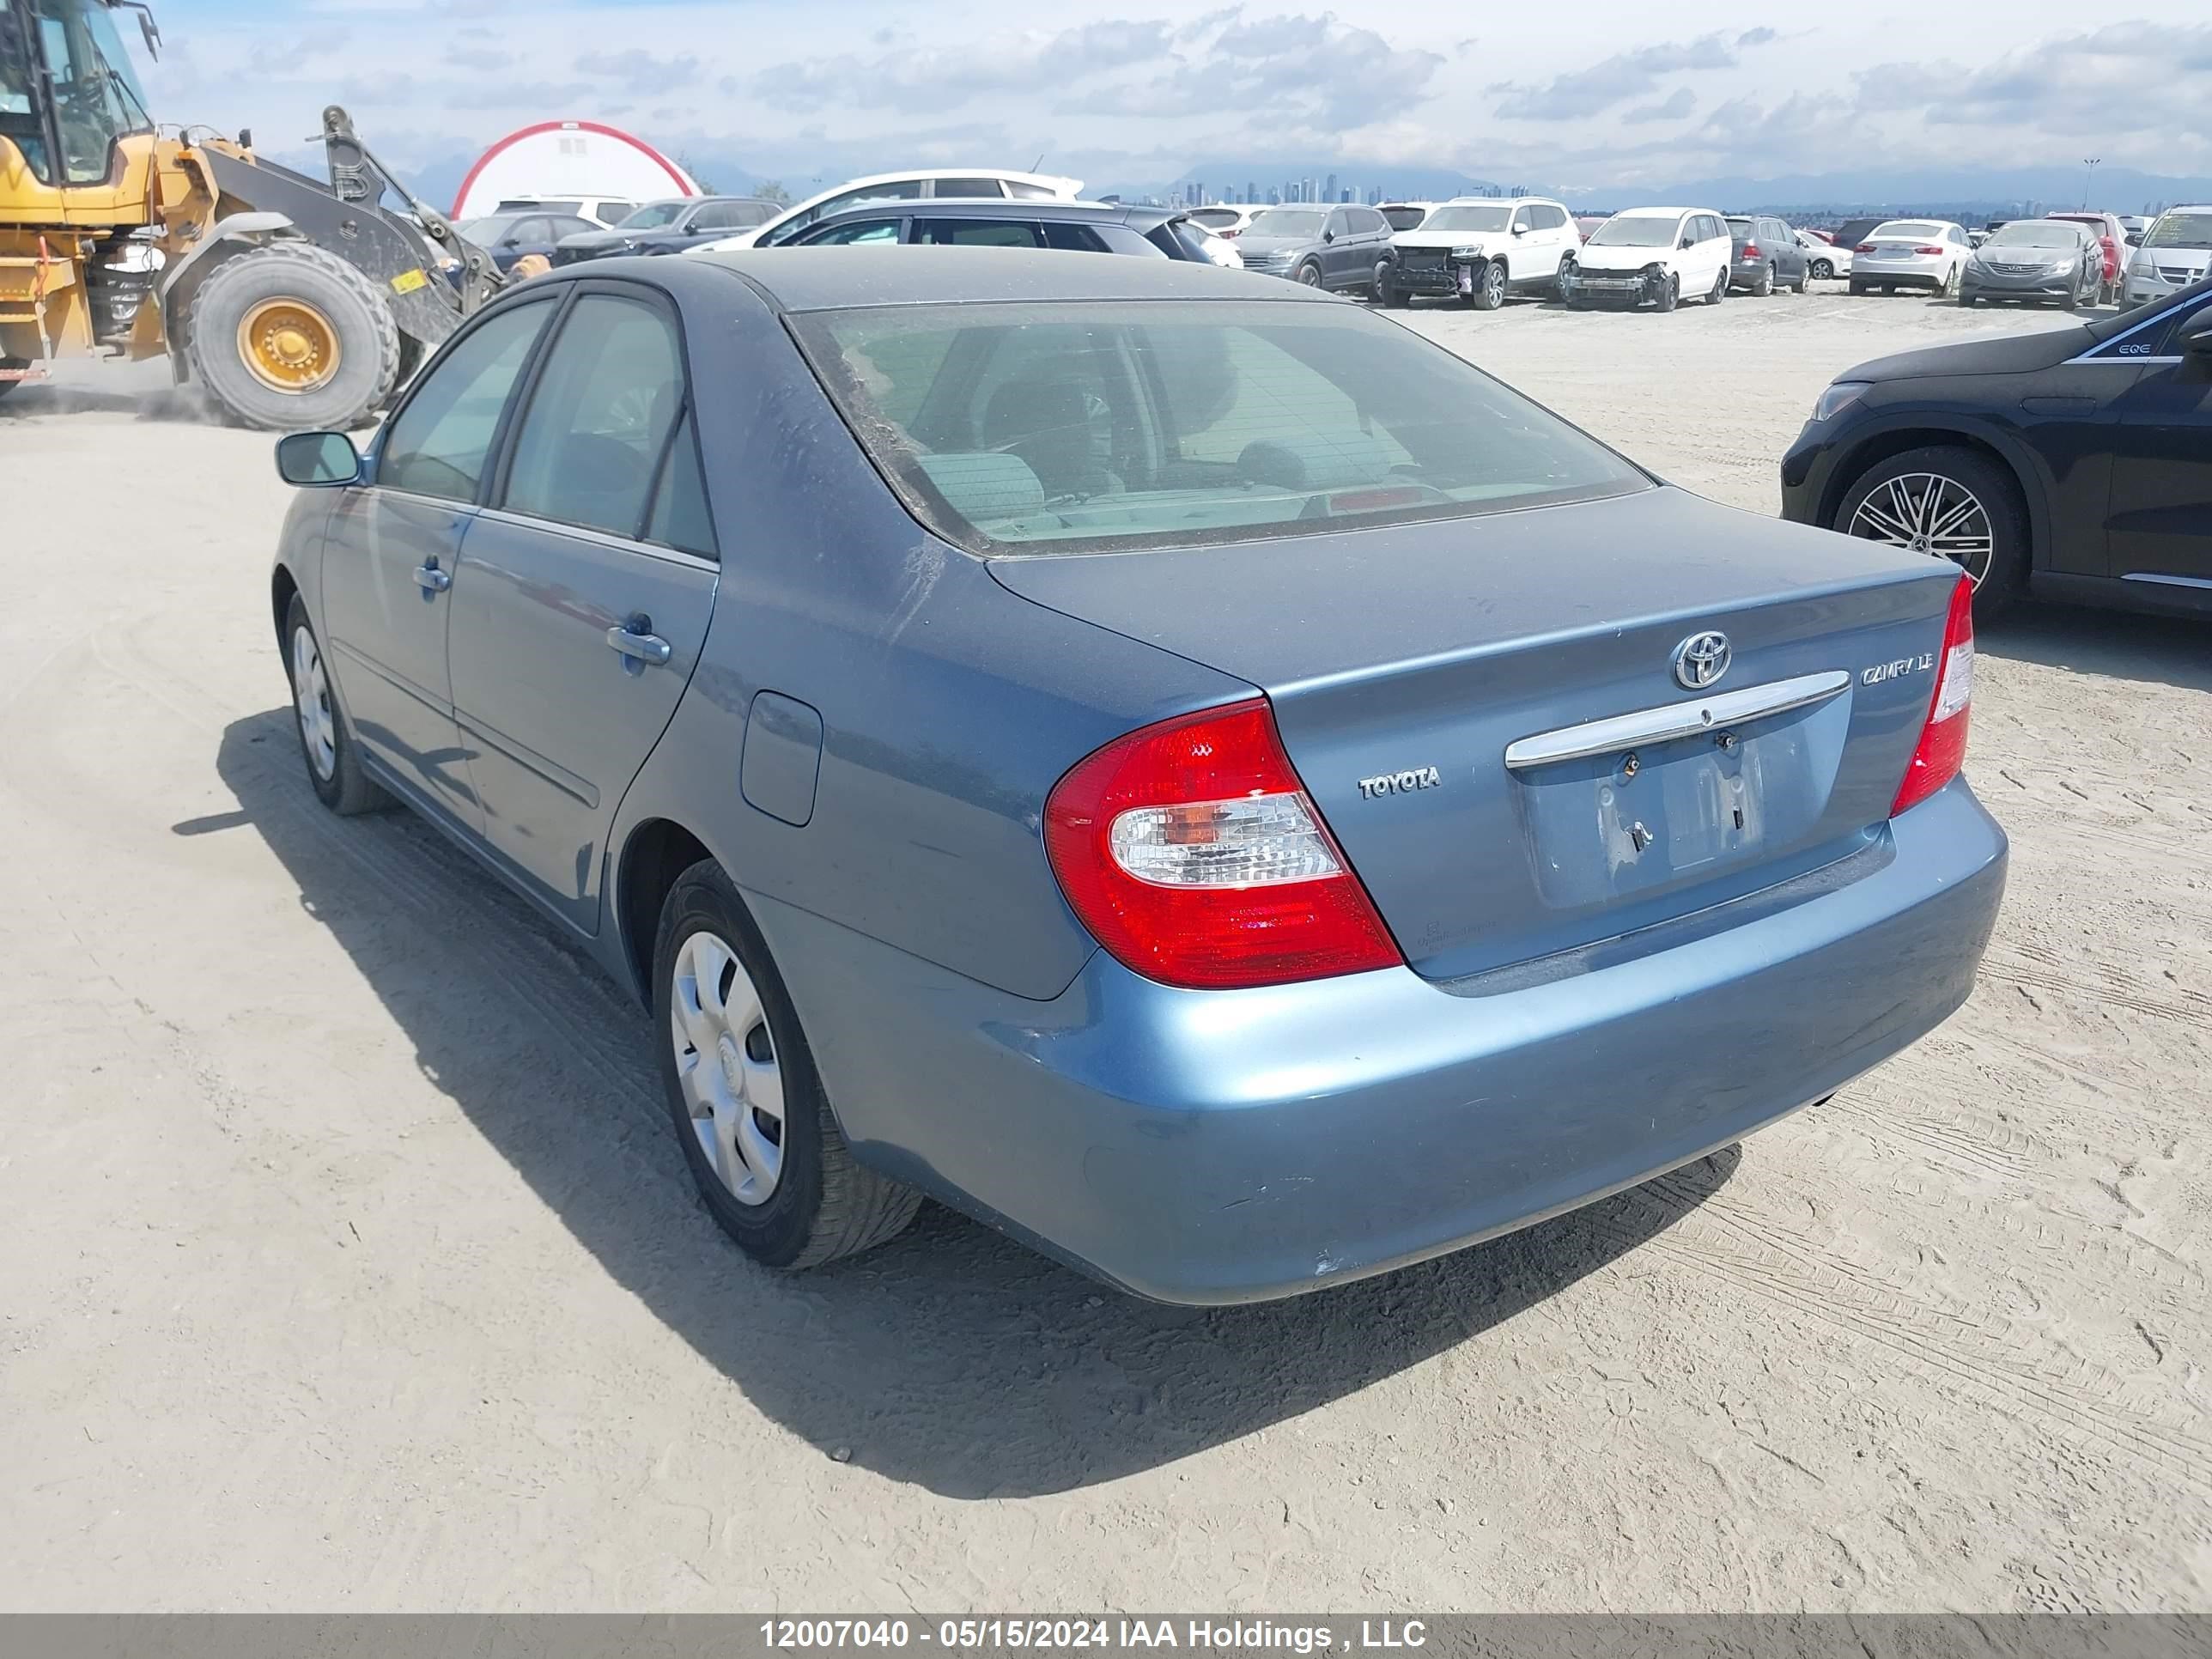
<box><xmin>654</xmin><ymin>859</ymin><xmax>922</xmax><ymax>1272</ymax></box>
<box><xmin>1705</xmin><ymin>266</ymin><xmax>1728</xmax><ymax>305</ymax></box>
<box><xmin>1654</xmin><ymin>272</ymin><xmax>1680</xmax><ymax>313</ymax></box>
<box><xmin>1370</xmin><ymin>260</ymin><xmax>1395</xmax><ymax>304</ymax></box>
<box><xmin>1790</xmin><ymin>264</ymin><xmax>1809</xmax><ymax>293</ymax></box>
<box><xmin>1469</xmin><ymin>259</ymin><xmax>1507</xmax><ymax>310</ymax></box>
<box><xmin>1832</xmin><ymin>445</ymin><xmax>2027</xmax><ymax>614</ymax></box>
<box><xmin>1938</xmin><ymin>263</ymin><xmax>1960</xmax><ymax>298</ymax></box>
<box><xmin>1811</xmin><ymin>258</ymin><xmax>1835</xmax><ymax>281</ymax></box>
<box><xmin>1751</xmin><ymin>262</ymin><xmax>1774</xmax><ymax>296</ymax></box>
<box><xmin>2059</xmin><ymin>285</ymin><xmax>2078</xmax><ymax>311</ymax></box>
<box><xmin>1294</xmin><ymin>261</ymin><xmax>1322</xmax><ymax>288</ymax></box>
<box><xmin>1848</xmin><ymin>276</ymin><xmax>1865</xmax><ymax>295</ymax></box>
<box><xmin>1960</xmin><ymin>292</ymin><xmax>1978</xmax><ymax>307</ymax></box>
<box><xmin>184</xmin><ymin>242</ymin><xmax>402</xmax><ymax>432</ymax></box>
<box><xmin>1553</xmin><ymin>252</ymin><xmax>1575</xmax><ymax>298</ymax></box>
<box><xmin>283</xmin><ymin>594</ymin><xmax>388</xmax><ymax>816</ymax></box>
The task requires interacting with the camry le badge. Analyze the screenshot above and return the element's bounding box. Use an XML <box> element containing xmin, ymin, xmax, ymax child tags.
<box><xmin>1862</xmin><ymin>653</ymin><xmax>1937</xmax><ymax>685</ymax></box>
<box><xmin>1673</xmin><ymin>630</ymin><xmax>1732</xmax><ymax>690</ymax></box>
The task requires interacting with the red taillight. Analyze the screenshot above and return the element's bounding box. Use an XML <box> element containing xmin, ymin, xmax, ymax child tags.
<box><xmin>1043</xmin><ymin>699</ymin><xmax>1402</xmax><ymax>990</ymax></box>
<box><xmin>1741</xmin><ymin>241</ymin><xmax>1761</xmax><ymax>258</ymax></box>
<box><xmin>1855</xmin><ymin>242</ymin><xmax>1876</xmax><ymax>253</ymax></box>
<box><xmin>1891</xmin><ymin>576</ymin><xmax>1976</xmax><ymax>817</ymax></box>
<box><xmin>1913</xmin><ymin>244</ymin><xmax>1944</xmax><ymax>256</ymax></box>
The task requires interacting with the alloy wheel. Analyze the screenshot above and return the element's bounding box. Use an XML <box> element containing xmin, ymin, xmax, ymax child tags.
<box><xmin>1296</xmin><ymin>263</ymin><xmax>1321</xmax><ymax>287</ymax></box>
<box><xmin>670</xmin><ymin>929</ymin><xmax>787</xmax><ymax>1206</ymax></box>
<box><xmin>291</xmin><ymin>625</ymin><xmax>337</xmax><ymax>782</ymax></box>
<box><xmin>1846</xmin><ymin>471</ymin><xmax>1996</xmax><ymax>587</ymax></box>
<box><xmin>1484</xmin><ymin>263</ymin><xmax>1506</xmax><ymax>307</ymax></box>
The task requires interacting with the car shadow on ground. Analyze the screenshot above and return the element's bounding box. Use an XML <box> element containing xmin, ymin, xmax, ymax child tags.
<box><xmin>1979</xmin><ymin>604</ymin><xmax>2212</xmax><ymax>695</ymax></box>
<box><xmin>213</xmin><ymin>705</ymin><xmax>1736</xmax><ymax>1499</ymax></box>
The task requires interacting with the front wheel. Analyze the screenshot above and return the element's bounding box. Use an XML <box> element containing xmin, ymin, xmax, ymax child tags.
<box><xmin>1811</xmin><ymin>258</ymin><xmax>1835</xmax><ymax>281</ymax></box>
<box><xmin>1373</xmin><ymin>262</ymin><xmax>1403</xmax><ymax>307</ymax></box>
<box><xmin>1833</xmin><ymin>446</ymin><xmax>2026</xmax><ymax>611</ymax></box>
<box><xmin>1294</xmin><ymin>261</ymin><xmax>1322</xmax><ymax>288</ymax></box>
<box><xmin>185</xmin><ymin>242</ymin><xmax>402</xmax><ymax>431</ymax></box>
<box><xmin>1553</xmin><ymin>253</ymin><xmax>1576</xmax><ymax>298</ymax></box>
<box><xmin>1654</xmin><ymin>272</ymin><xmax>1680</xmax><ymax>313</ymax></box>
<box><xmin>1468</xmin><ymin>259</ymin><xmax>1507</xmax><ymax>310</ymax></box>
<box><xmin>655</xmin><ymin>860</ymin><xmax>921</xmax><ymax>1270</ymax></box>
<box><xmin>283</xmin><ymin>595</ymin><xmax>388</xmax><ymax>816</ymax></box>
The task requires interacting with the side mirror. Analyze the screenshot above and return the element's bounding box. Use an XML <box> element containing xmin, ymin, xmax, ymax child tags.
<box><xmin>1679</xmin><ymin>235</ymin><xmax>1694</xmax><ymax>250</ymax></box>
<box><xmin>275</xmin><ymin>431</ymin><xmax>362</xmax><ymax>487</ymax></box>
<box><xmin>1511</xmin><ymin>223</ymin><xmax>1528</xmax><ymax>236</ymax></box>
<box><xmin>1321</xmin><ymin>229</ymin><xmax>1334</xmax><ymax>243</ymax></box>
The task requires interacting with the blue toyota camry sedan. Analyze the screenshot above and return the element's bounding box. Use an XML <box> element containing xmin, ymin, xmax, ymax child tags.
<box><xmin>269</xmin><ymin>248</ymin><xmax>2007</xmax><ymax>1304</ymax></box>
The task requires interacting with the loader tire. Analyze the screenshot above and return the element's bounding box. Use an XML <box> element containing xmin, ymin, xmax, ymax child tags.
<box><xmin>0</xmin><ymin>356</ymin><xmax>25</xmax><ymax>401</ymax></box>
<box><xmin>185</xmin><ymin>242</ymin><xmax>401</xmax><ymax>432</ymax></box>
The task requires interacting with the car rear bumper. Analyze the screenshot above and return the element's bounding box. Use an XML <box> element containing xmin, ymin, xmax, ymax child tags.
<box><xmin>1855</xmin><ymin>260</ymin><xmax>1948</xmax><ymax>287</ymax></box>
<box><xmin>762</xmin><ymin>781</ymin><xmax>2008</xmax><ymax>1304</ymax></box>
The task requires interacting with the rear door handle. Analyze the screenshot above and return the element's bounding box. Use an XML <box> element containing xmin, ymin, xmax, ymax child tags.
<box><xmin>607</xmin><ymin>620</ymin><xmax>672</xmax><ymax>668</ymax></box>
<box><xmin>413</xmin><ymin>562</ymin><xmax>452</xmax><ymax>593</ymax></box>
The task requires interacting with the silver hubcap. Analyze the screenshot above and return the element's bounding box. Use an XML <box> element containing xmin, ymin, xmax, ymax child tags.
<box><xmin>1848</xmin><ymin>472</ymin><xmax>1995</xmax><ymax>587</ymax></box>
<box><xmin>670</xmin><ymin>929</ymin><xmax>785</xmax><ymax>1206</ymax></box>
<box><xmin>1297</xmin><ymin>265</ymin><xmax>1318</xmax><ymax>285</ymax></box>
<box><xmin>1486</xmin><ymin>267</ymin><xmax>1504</xmax><ymax>302</ymax></box>
<box><xmin>291</xmin><ymin>626</ymin><xmax>337</xmax><ymax>781</ymax></box>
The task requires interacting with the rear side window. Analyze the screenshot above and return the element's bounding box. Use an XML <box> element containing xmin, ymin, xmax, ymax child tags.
<box><xmin>645</xmin><ymin>411</ymin><xmax>715</xmax><ymax>558</ymax></box>
<box><xmin>380</xmin><ymin>299</ymin><xmax>555</xmax><ymax>502</ymax></box>
<box><xmin>810</xmin><ymin>217</ymin><xmax>902</xmax><ymax>245</ymax></box>
<box><xmin>933</xmin><ymin>179</ymin><xmax>1007</xmax><ymax>198</ymax></box>
<box><xmin>1006</xmin><ymin>181</ymin><xmax>1058</xmax><ymax>200</ymax></box>
<box><xmin>793</xmin><ymin>300</ymin><xmax>1647</xmax><ymax>556</ymax></box>
<box><xmin>1043</xmin><ymin>222</ymin><xmax>1113</xmax><ymax>253</ymax></box>
<box><xmin>502</xmin><ymin>293</ymin><xmax>684</xmax><ymax>538</ymax></box>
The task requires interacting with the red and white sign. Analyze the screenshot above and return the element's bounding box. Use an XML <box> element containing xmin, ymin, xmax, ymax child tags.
<box><xmin>452</xmin><ymin>121</ymin><xmax>699</xmax><ymax>220</ymax></box>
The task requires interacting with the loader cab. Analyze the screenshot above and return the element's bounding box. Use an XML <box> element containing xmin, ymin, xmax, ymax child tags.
<box><xmin>0</xmin><ymin>0</ymin><xmax>155</xmax><ymax>189</ymax></box>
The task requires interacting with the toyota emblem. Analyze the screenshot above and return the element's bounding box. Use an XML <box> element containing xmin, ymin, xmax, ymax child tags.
<box><xmin>1673</xmin><ymin>631</ymin><xmax>1731</xmax><ymax>690</ymax></box>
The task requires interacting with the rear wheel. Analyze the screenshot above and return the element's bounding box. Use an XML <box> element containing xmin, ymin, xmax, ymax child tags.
<box><xmin>1937</xmin><ymin>262</ymin><xmax>1960</xmax><ymax>298</ymax></box>
<box><xmin>654</xmin><ymin>860</ymin><xmax>921</xmax><ymax>1271</ymax></box>
<box><xmin>1833</xmin><ymin>446</ymin><xmax>2026</xmax><ymax>611</ymax></box>
<box><xmin>1705</xmin><ymin>266</ymin><xmax>1728</xmax><ymax>304</ymax></box>
<box><xmin>185</xmin><ymin>242</ymin><xmax>401</xmax><ymax>431</ymax></box>
<box><xmin>1750</xmin><ymin>261</ymin><xmax>1774</xmax><ymax>296</ymax></box>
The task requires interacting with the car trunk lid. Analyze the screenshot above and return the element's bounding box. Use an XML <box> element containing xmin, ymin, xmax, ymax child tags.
<box><xmin>993</xmin><ymin>488</ymin><xmax>1964</xmax><ymax>983</ymax></box>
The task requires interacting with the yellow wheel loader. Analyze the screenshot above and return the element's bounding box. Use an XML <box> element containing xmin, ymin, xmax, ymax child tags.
<box><xmin>1</xmin><ymin>0</ymin><xmax>503</xmax><ymax>427</ymax></box>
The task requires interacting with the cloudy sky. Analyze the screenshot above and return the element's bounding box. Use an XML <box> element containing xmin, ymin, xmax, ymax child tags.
<box><xmin>147</xmin><ymin>1</ymin><xmax>2212</xmax><ymax>200</ymax></box>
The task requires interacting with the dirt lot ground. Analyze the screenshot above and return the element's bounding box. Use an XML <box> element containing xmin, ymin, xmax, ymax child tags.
<box><xmin>2</xmin><ymin>284</ymin><xmax>2207</xmax><ymax>1613</ymax></box>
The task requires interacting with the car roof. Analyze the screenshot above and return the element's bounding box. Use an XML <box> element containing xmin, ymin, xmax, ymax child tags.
<box><xmin>693</xmin><ymin>245</ymin><xmax>1332</xmax><ymax>312</ymax></box>
<box><xmin>805</xmin><ymin>197</ymin><xmax>1167</xmax><ymax>227</ymax></box>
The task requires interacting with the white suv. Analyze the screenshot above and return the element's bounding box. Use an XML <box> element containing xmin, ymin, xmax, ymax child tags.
<box><xmin>690</xmin><ymin>170</ymin><xmax>1084</xmax><ymax>253</ymax></box>
<box><xmin>1565</xmin><ymin>208</ymin><xmax>1735</xmax><ymax>311</ymax></box>
<box><xmin>1382</xmin><ymin>197</ymin><xmax>1580</xmax><ymax>310</ymax></box>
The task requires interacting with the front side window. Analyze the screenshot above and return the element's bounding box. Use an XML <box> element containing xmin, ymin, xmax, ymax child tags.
<box><xmin>1247</xmin><ymin>208</ymin><xmax>1327</xmax><ymax>238</ymax></box>
<box><xmin>793</xmin><ymin>300</ymin><xmax>1647</xmax><ymax>556</ymax></box>
<box><xmin>617</xmin><ymin>202</ymin><xmax>688</xmax><ymax>230</ymax></box>
<box><xmin>1043</xmin><ymin>222</ymin><xmax>1113</xmax><ymax>253</ymax></box>
<box><xmin>766</xmin><ymin>180</ymin><xmax>923</xmax><ymax>245</ymax></box>
<box><xmin>805</xmin><ymin>217</ymin><xmax>902</xmax><ymax>246</ymax></box>
<box><xmin>921</xmin><ymin>219</ymin><xmax>1044</xmax><ymax>247</ymax></box>
<box><xmin>23</xmin><ymin>0</ymin><xmax>152</xmax><ymax>185</ymax></box>
<box><xmin>690</xmin><ymin>200</ymin><xmax>773</xmax><ymax>231</ymax></box>
<box><xmin>380</xmin><ymin>299</ymin><xmax>555</xmax><ymax>502</ymax></box>
<box><xmin>502</xmin><ymin>294</ymin><xmax>685</xmax><ymax>538</ymax></box>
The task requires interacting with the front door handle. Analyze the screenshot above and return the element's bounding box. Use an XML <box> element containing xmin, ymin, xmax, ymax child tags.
<box><xmin>413</xmin><ymin>562</ymin><xmax>452</xmax><ymax>594</ymax></box>
<box><xmin>607</xmin><ymin>619</ymin><xmax>672</xmax><ymax>669</ymax></box>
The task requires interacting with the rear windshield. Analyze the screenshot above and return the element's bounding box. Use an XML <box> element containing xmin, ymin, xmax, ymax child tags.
<box><xmin>1422</xmin><ymin>204</ymin><xmax>1511</xmax><ymax>234</ymax></box>
<box><xmin>2145</xmin><ymin>211</ymin><xmax>2212</xmax><ymax>250</ymax></box>
<box><xmin>1187</xmin><ymin>208</ymin><xmax>1241</xmax><ymax>228</ymax></box>
<box><xmin>791</xmin><ymin>300</ymin><xmax>1647</xmax><ymax>556</ymax></box>
<box><xmin>1984</xmin><ymin>221</ymin><xmax>2084</xmax><ymax>248</ymax></box>
<box><xmin>1871</xmin><ymin>222</ymin><xmax>1942</xmax><ymax>240</ymax></box>
<box><xmin>1380</xmin><ymin>206</ymin><xmax>1429</xmax><ymax>231</ymax></box>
